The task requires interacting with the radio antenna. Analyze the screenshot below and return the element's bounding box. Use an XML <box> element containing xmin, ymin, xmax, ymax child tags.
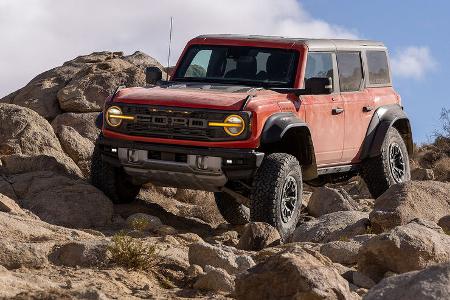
<box><xmin>166</xmin><ymin>16</ymin><xmax>174</xmax><ymax>81</ymax></box>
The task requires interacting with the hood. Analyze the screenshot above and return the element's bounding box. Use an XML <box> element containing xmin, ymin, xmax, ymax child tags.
<box><xmin>113</xmin><ymin>84</ymin><xmax>259</xmax><ymax>111</ymax></box>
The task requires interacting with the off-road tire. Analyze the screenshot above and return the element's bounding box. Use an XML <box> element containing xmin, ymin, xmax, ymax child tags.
<box><xmin>250</xmin><ymin>153</ymin><xmax>303</xmax><ymax>241</ymax></box>
<box><xmin>214</xmin><ymin>192</ymin><xmax>250</xmax><ymax>225</ymax></box>
<box><xmin>91</xmin><ymin>135</ymin><xmax>141</xmax><ymax>204</ymax></box>
<box><xmin>362</xmin><ymin>127</ymin><xmax>411</xmax><ymax>198</ymax></box>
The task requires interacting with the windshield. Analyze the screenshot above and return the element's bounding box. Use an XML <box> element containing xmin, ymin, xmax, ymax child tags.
<box><xmin>173</xmin><ymin>45</ymin><xmax>299</xmax><ymax>88</ymax></box>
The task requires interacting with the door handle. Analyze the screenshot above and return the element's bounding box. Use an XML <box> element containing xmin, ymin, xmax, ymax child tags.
<box><xmin>363</xmin><ymin>106</ymin><xmax>373</xmax><ymax>112</ymax></box>
<box><xmin>332</xmin><ymin>107</ymin><xmax>344</xmax><ymax>115</ymax></box>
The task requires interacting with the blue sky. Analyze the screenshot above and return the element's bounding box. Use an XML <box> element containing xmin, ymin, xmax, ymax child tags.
<box><xmin>0</xmin><ymin>0</ymin><xmax>447</xmax><ymax>143</ymax></box>
<box><xmin>302</xmin><ymin>0</ymin><xmax>449</xmax><ymax>143</ymax></box>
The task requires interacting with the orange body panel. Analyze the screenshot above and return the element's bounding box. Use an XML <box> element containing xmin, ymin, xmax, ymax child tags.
<box><xmin>302</xmin><ymin>93</ymin><xmax>345</xmax><ymax>166</ymax></box>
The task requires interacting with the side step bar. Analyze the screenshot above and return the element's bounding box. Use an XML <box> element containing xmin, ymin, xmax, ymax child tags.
<box><xmin>317</xmin><ymin>164</ymin><xmax>360</xmax><ymax>175</ymax></box>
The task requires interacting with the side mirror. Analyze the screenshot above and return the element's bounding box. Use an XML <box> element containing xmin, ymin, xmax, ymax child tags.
<box><xmin>145</xmin><ymin>66</ymin><xmax>162</xmax><ymax>85</ymax></box>
<box><xmin>305</xmin><ymin>77</ymin><xmax>333</xmax><ymax>95</ymax></box>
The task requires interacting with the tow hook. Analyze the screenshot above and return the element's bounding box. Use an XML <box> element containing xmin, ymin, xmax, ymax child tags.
<box><xmin>127</xmin><ymin>149</ymin><xmax>139</xmax><ymax>163</ymax></box>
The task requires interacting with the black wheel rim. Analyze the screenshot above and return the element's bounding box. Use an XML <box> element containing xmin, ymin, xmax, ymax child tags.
<box><xmin>280</xmin><ymin>175</ymin><xmax>298</xmax><ymax>223</ymax></box>
<box><xmin>389</xmin><ymin>142</ymin><xmax>406</xmax><ymax>183</ymax></box>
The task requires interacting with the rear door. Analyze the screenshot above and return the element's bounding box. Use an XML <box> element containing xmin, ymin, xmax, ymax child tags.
<box><xmin>303</xmin><ymin>52</ymin><xmax>345</xmax><ymax>166</ymax></box>
<box><xmin>337</xmin><ymin>51</ymin><xmax>374</xmax><ymax>163</ymax></box>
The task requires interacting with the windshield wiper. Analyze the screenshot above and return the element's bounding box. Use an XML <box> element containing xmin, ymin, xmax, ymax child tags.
<box><xmin>268</xmin><ymin>88</ymin><xmax>306</xmax><ymax>96</ymax></box>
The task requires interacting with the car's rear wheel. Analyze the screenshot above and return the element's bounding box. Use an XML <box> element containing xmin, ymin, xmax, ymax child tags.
<box><xmin>91</xmin><ymin>135</ymin><xmax>141</xmax><ymax>204</ymax></box>
<box><xmin>362</xmin><ymin>127</ymin><xmax>411</xmax><ymax>198</ymax></box>
<box><xmin>250</xmin><ymin>153</ymin><xmax>303</xmax><ymax>241</ymax></box>
<box><xmin>214</xmin><ymin>192</ymin><xmax>250</xmax><ymax>225</ymax></box>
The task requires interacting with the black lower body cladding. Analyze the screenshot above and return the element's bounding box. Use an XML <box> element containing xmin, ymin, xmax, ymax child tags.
<box><xmin>96</xmin><ymin>137</ymin><xmax>264</xmax><ymax>191</ymax></box>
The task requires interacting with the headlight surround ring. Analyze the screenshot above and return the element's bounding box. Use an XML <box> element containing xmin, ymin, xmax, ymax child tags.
<box><xmin>106</xmin><ymin>106</ymin><xmax>125</xmax><ymax>127</ymax></box>
<box><xmin>223</xmin><ymin>114</ymin><xmax>245</xmax><ymax>136</ymax></box>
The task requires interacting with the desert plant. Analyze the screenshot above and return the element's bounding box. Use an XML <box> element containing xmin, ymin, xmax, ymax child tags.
<box><xmin>129</xmin><ymin>216</ymin><xmax>151</xmax><ymax>232</ymax></box>
<box><xmin>439</xmin><ymin>108</ymin><xmax>450</xmax><ymax>138</ymax></box>
<box><xmin>433</xmin><ymin>108</ymin><xmax>450</xmax><ymax>154</ymax></box>
<box><xmin>108</xmin><ymin>232</ymin><xmax>157</xmax><ymax>270</ymax></box>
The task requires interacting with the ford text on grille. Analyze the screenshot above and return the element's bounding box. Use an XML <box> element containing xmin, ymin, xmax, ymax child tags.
<box><xmin>136</xmin><ymin>115</ymin><xmax>207</xmax><ymax>128</ymax></box>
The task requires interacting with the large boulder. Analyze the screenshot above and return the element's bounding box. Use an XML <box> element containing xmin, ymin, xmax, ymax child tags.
<box><xmin>0</xmin><ymin>210</ymin><xmax>94</xmax><ymax>243</ymax></box>
<box><xmin>307</xmin><ymin>187</ymin><xmax>360</xmax><ymax>217</ymax></box>
<box><xmin>0</xmin><ymin>67</ymin><xmax>77</xmax><ymax>119</ymax></box>
<box><xmin>0</xmin><ymin>240</ymin><xmax>52</xmax><ymax>269</ymax></box>
<box><xmin>53</xmin><ymin>126</ymin><xmax>94</xmax><ymax>176</ymax></box>
<box><xmin>48</xmin><ymin>241</ymin><xmax>109</xmax><ymax>267</ymax></box>
<box><xmin>292</xmin><ymin>211</ymin><xmax>369</xmax><ymax>243</ymax></box>
<box><xmin>357</xmin><ymin>220</ymin><xmax>450</xmax><ymax>282</ymax></box>
<box><xmin>320</xmin><ymin>240</ymin><xmax>361</xmax><ymax>266</ymax></box>
<box><xmin>370</xmin><ymin>181</ymin><xmax>450</xmax><ymax>233</ymax></box>
<box><xmin>235</xmin><ymin>246</ymin><xmax>358</xmax><ymax>300</ymax></box>
<box><xmin>51</xmin><ymin>112</ymin><xmax>100</xmax><ymax>143</ymax></box>
<box><xmin>0</xmin><ymin>103</ymin><xmax>82</xmax><ymax>178</ymax></box>
<box><xmin>365</xmin><ymin>263</ymin><xmax>450</xmax><ymax>300</ymax></box>
<box><xmin>1</xmin><ymin>154</ymin><xmax>82</xmax><ymax>179</ymax></box>
<box><xmin>1</xmin><ymin>51</ymin><xmax>164</xmax><ymax>118</ymax></box>
<box><xmin>51</xmin><ymin>112</ymin><xmax>100</xmax><ymax>177</ymax></box>
<box><xmin>7</xmin><ymin>171</ymin><xmax>113</xmax><ymax>228</ymax></box>
<box><xmin>57</xmin><ymin>51</ymin><xmax>164</xmax><ymax>112</ymax></box>
<box><xmin>237</xmin><ymin>222</ymin><xmax>281</xmax><ymax>251</ymax></box>
<box><xmin>188</xmin><ymin>241</ymin><xmax>255</xmax><ymax>275</ymax></box>
<box><xmin>193</xmin><ymin>265</ymin><xmax>235</xmax><ymax>294</ymax></box>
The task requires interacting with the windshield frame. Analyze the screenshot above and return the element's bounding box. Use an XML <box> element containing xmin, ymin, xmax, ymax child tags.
<box><xmin>172</xmin><ymin>44</ymin><xmax>300</xmax><ymax>88</ymax></box>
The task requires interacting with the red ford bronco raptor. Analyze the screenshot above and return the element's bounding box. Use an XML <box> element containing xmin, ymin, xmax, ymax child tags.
<box><xmin>91</xmin><ymin>35</ymin><xmax>412</xmax><ymax>240</ymax></box>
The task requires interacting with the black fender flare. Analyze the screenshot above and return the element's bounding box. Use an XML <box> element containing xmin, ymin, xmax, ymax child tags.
<box><xmin>360</xmin><ymin>104</ymin><xmax>413</xmax><ymax>159</ymax></box>
<box><xmin>260</xmin><ymin>113</ymin><xmax>309</xmax><ymax>144</ymax></box>
<box><xmin>260</xmin><ymin>113</ymin><xmax>318</xmax><ymax>180</ymax></box>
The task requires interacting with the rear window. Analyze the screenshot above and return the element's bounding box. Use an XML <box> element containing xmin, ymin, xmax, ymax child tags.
<box><xmin>366</xmin><ymin>51</ymin><xmax>391</xmax><ymax>85</ymax></box>
<box><xmin>337</xmin><ymin>52</ymin><xmax>363</xmax><ymax>92</ymax></box>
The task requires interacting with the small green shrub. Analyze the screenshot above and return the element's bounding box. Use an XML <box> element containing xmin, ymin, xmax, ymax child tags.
<box><xmin>108</xmin><ymin>232</ymin><xmax>157</xmax><ymax>270</ymax></box>
<box><xmin>129</xmin><ymin>216</ymin><xmax>151</xmax><ymax>231</ymax></box>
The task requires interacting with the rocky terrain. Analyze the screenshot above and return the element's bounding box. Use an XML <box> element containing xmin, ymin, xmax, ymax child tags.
<box><xmin>0</xmin><ymin>51</ymin><xmax>449</xmax><ymax>300</ymax></box>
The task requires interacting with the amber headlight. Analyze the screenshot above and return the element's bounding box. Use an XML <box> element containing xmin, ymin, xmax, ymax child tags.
<box><xmin>106</xmin><ymin>106</ymin><xmax>135</xmax><ymax>127</ymax></box>
<box><xmin>209</xmin><ymin>114</ymin><xmax>245</xmax><ymax>136</ymax></box>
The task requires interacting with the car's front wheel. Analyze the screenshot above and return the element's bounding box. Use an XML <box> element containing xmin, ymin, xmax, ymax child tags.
<box><xmin>91</xmin><ymin>135</ymin><xmax>142</xmax><ymax>204</ymax></box>
<box><xmin>362</xmin><ymin>127</ymin><xmax>411</xmax><ymax>198</ymax></box>
<box><xmin>250</xmin><ymin>153</ymin><xmax>303</xmax><ymax>241</ymax></box>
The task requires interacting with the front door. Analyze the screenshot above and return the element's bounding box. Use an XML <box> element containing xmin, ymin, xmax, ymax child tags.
<box><xmin>303</xmin><ymin>52</ymin><xmax>345</xmax><ymax>166</ymax></box>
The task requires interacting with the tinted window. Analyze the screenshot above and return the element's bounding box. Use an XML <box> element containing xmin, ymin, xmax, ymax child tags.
<box><xmin>185</xmin><ymin>49</ymin><xmax>211</xmax><ymax>77</ymax></box>
<box><xmin>337</xmin><ymin>52</ymin><xmax>363</xmax><ymax>92</ymax></box>
<box><xmin>174</xmin><ymin>45</ymin><xmax>299</xmax><ymax>88</ymax></box>
<box><xmin>305</xmin><ymin>52</ymin><xmax>334</xmax><ymax>81</ymax></box>
<box><xmin>367</xmin><ymin>51</ymin><xmax>390</xmax><ymax>85</ymax></box>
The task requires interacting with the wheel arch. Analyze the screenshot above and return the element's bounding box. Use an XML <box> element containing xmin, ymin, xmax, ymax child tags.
<box><xmin>259</xmin><ymin>113</ymin><xmax>318</xmax><ymax>180</ymax></box>
<box><xmin>361</xmin><ymin>104</ymin><xmax>413</xmax><ymax>159</ymax></box>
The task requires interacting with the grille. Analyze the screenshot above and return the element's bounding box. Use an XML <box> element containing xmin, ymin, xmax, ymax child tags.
<box><xmin>110</xmin><ymin>104</ymin><xmax>250</xmax><ymax>141</ymax></box>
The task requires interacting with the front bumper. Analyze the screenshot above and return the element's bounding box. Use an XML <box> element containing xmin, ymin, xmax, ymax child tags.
<box><xmin>98</xmin><ymin>137</ymin><xmax>264</xmax><ymax>191</ymax></box>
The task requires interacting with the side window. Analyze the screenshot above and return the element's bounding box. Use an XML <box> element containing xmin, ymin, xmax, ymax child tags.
<box><xmin>337</xmin><ymin>52</ymin><xmax>363</xmax><ymax>92</ymax></box>
<box><xmin>367</xmin><ymin>51</ymin><xmax>391</xmax><ymax>85</ymax></box>
<box><xmin>305</xmin><ymin>52</ymin><xmax>334</xmax><ymax>81</ymax></box>
<box><xmin>185</xmin><ymin>49</ymin><xmax>211</xmax><ymax>77</ymax></box>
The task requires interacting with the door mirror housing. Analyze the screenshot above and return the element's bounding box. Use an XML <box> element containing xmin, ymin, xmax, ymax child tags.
<box><xmin>305</xmin><ymin>77</ymin><xmax>333</xmax><ymax>95</ymax></box>
<box><xmin>145</xmin><ymin>66</ymin><xmax>163</xmax><ymax>85</ymax></box>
